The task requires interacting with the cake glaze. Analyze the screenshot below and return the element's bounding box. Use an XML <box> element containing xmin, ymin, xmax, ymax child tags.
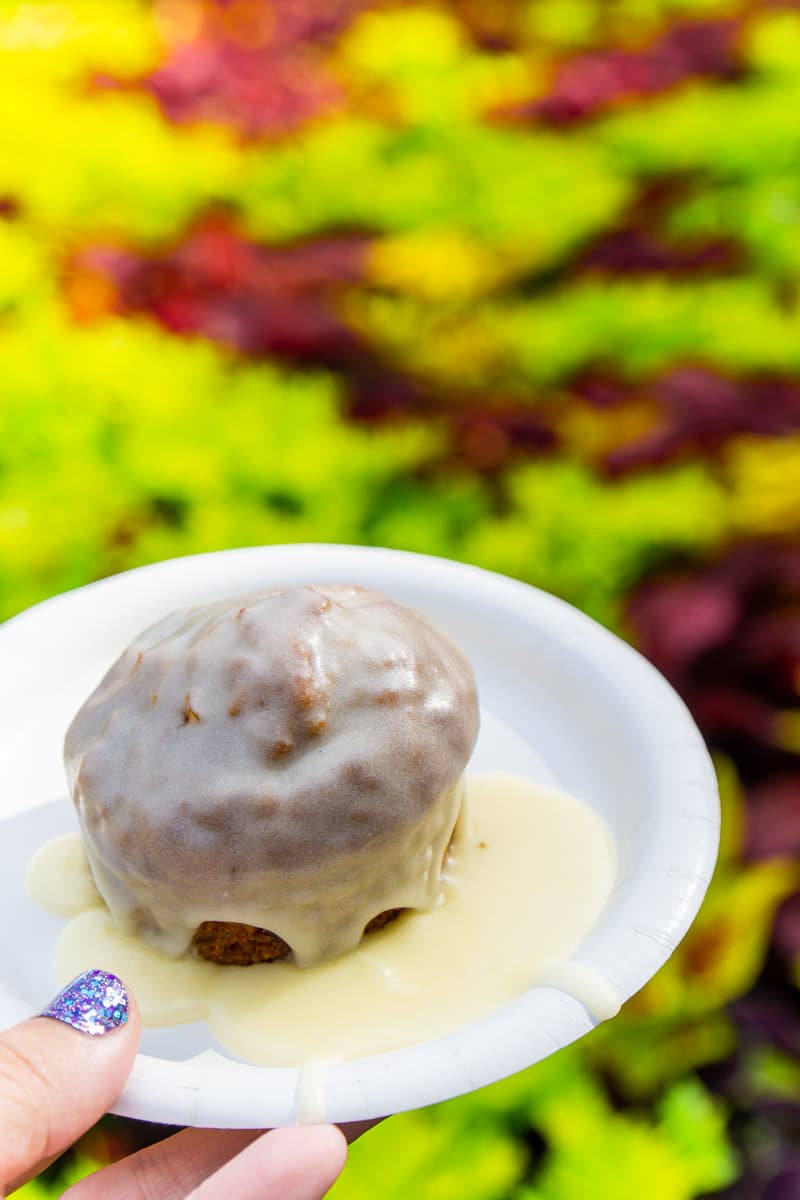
<box><xmin>64</xmin><ymin>584</ymin><xmax>479</xmax><ymax>966</ymax></box>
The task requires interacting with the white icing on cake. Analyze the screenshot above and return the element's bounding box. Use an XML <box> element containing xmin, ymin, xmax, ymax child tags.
<box><xmin>64</xmin><ymin>584</ymin><xmax>479</xmax><ymax>966</ymax></box>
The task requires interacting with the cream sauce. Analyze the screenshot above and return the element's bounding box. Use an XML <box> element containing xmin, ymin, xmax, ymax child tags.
<box><xmin>294</xmin><ymin>1059</ymin><xmax>330</xmax><ymax>1125</ymax></box>
<box><xmin>26</xmin><ymin>774</ymin><xmax>617</xmax><ymax>1067</ymax></box>
<box><xmin>26</xmin><ymin>833</ymin><xmax>106</xmax><ymax>917</ymax></box>
<box><xmin>534</xmin><ymin>961</ymin><xmax>620</xmax><ymax>1022</ymax></box>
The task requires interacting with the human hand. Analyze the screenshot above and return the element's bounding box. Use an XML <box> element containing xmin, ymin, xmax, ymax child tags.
<box><xmin>0</xmin><ymin>970</ymin><xmax>347</xmax><ymax>1198</ymax></box>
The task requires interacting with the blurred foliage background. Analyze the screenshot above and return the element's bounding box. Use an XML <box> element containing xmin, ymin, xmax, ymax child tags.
<box><xmin>3</xmin><ymin>0</ymin><xmax>799</xmax><ymax>1195</ymax></box>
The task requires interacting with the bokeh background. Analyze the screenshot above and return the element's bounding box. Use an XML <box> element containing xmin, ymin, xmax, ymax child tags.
<box><xmin>4</xmin><ymin>0</ymin><xmax>800</xmax><ymax>1196</ymax></box>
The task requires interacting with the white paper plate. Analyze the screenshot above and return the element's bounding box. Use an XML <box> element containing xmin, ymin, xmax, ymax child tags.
<box><xmin>0</xmin><ymin>545</ymin><xmax>719</xmax><ymax>1128</ymax></box>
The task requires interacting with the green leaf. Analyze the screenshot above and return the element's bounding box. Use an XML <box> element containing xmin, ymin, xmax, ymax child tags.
<box><xmin>329</xmin><ymin>1110</ymin><xmax>525</xmax><ymax>1200</ymax></box>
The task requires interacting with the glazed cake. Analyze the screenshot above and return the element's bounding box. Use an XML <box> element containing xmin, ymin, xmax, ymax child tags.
<box><xmin>64</xmin><ymin>584</ymin><xmax>479</xmax><ymax>967</ymax></box>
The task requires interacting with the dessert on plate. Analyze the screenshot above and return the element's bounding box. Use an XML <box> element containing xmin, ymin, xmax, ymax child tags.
<box><xmin>64</xmin><ymin>583</ymin><xmax>479</xmax><ymax>968</ymax></box>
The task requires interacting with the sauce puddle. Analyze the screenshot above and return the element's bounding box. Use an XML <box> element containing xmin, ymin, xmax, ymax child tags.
<box><xmin>27</xmin><ymin>773</ymin><xmax>617</xmax><ymax>1066</ymax></box>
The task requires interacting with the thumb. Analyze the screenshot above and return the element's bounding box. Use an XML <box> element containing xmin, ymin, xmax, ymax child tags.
<box><xmin>0</xmin><ymin>970</ymin><xmax>140</xmax><ymax>1196</ymax></box>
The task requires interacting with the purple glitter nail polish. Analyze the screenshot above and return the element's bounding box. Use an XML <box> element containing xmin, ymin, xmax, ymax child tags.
<box><xmin>40</xmin><ymin>970</ymin><xmax>129</xmax><ymax>1037</ymax></box>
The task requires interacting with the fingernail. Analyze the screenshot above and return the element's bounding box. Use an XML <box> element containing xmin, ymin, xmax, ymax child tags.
<box><xmin>40</xmin><ymin>969</ymin><xmax>129</xmax><ymax>1037</ymax></box>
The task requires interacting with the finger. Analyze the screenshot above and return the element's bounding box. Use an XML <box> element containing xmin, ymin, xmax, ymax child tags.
<box><xmin>188</xmin><ymin>1126</ymin><xmax>347</xmax><ymax>1200</ymax></box>
<box><xmin>65</xmin><ymin>1115</ymin><xmax>384</xmax><ymax>1200</ymax></box>
<box><xmin>0</xmin><ymin>970</ymin><xmax>140</xmax><ymax>1195</ymax></box>
<box><xmin>63</xmin><ymin>1128</ymin><xmax>263</xmax><ymax>1199</ymax></box>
